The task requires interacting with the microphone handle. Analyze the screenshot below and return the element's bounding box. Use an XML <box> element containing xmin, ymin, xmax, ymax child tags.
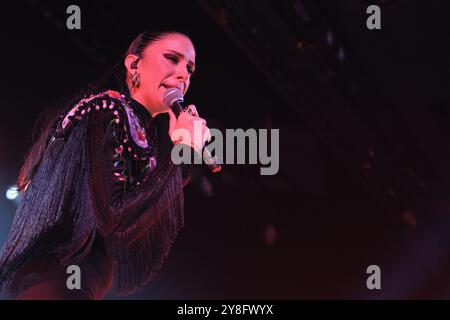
<box><xmin>171</xmin><ymin>101</ymin><xmax>221</xmax><ymax>173</ymax></box>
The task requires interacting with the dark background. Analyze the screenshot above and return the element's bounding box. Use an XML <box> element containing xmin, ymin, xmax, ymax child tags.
<box><xmin>1</xmin><ymin>0</ymin><xmax>450</xmax><ymax>299</ymax></box>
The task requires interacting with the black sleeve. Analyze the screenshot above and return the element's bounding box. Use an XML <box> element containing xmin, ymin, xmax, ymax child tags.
<box><xmin>88</xmin><ymin>109</ymin><xmax>183</xmax><ymax>234</ymax></box>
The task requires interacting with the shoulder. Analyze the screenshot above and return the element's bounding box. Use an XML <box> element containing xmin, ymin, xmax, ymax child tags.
<box><xmin>55</xmin><ymin>90</ymin><xmax>131</xmax><ymax>139</ymax></box>
<box><xmin>60</xmin><ymin>90</ymin><xmax>127</xmax><ymax>130</ymax></box>
<box><xmin>53</xmin><ymin>90</ymin><xmax>151</xmax><ymax>154</ymax></box>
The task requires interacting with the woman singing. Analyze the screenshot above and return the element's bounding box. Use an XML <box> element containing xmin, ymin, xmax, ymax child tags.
<box><xmin>0</xmin><ymin>30</ymin><xmax>210</xmax><ymax>299</ymax></box>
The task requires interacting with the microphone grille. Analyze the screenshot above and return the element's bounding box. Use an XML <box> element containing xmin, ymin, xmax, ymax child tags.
<box><xmin>163</xmin><ymin>88</ymin><xmax>183</xmax><ymax>107</ymax></box>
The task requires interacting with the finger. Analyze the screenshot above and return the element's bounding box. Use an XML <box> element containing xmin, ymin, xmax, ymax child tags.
<box><xmin>203</xmin><ymin>127</ymin><xmax>212</xmax><ymax>143</ymax></box>
<box><xmin>185</xmin><ymin>117</ymin><xmax>206</xmax><ymax>129</ymax></box>
<box><xmin>191</xmin><ymin>115</ymin><xmax>206</xmax><ymax>124</ymax></box>
<box><xmin>184</xmin><ymin>104</ymin><xmax>199</xmax><ymax>117</ymax></box>
<box><xmin>190</xmin><ymin>105</ymin><xmax>199</xmax><ymax>117</ymax></box>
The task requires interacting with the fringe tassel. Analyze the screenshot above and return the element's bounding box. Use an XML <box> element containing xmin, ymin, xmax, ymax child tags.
<box><xmin>0</xmin><ymin>119</ymin><xmax>96</xmax><ymax>288</ymax></box>
<box><xmin>105</xmin><ymin>165</ymin><xmax>185</xmax><ymax>296</ymax></box>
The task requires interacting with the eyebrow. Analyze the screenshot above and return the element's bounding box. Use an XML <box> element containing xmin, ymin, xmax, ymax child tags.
<box><xmin>167</xmin><ymin>49</ymin><xmax>196</xmax><ymax>69</ymax></box>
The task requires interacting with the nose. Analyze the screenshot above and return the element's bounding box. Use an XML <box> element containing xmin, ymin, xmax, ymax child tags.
<box><xmin>175</xmin><ymin>63</ymin><xmax>190</xmax><ymax>81</ymax></box>
<box><xmin>175</xmin><ymin>65</ymin><xmax>190</xmax><ymax>93</ymax></box>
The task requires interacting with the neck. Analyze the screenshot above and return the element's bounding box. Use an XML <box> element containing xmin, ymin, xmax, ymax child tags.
<box><xmin>131</xmin><ymin>91</ymin><xmax>165</xmax><ymax>117</ymax></box>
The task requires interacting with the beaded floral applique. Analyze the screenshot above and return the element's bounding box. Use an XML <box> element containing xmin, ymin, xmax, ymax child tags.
<box><xmin>124</xmin><ymin>104</ymin><xmax>148</xmax><ymax>149</ymax></box>
<box><xmin>55</xmin><ymin>90</ymin><xmax>156</xmax><ymax>190</ymax></box>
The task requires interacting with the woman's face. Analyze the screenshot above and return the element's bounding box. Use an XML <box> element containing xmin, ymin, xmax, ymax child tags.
<box><xmin>128</xmin><ymin>33</ymin><xmax>196</xmax><ymax>115</ymax></box>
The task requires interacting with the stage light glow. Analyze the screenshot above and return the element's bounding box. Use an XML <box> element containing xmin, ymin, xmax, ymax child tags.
<box><xmin>337</xmin><ymin>46</ymin><xmax>345</xmax><ymax>62</ymax></box>
<box><xmin>326</xmin><ymin>30</ymin><xmax>334</xmax><ymax>46</ymax></box>
<box><xmin>6</xmin><ymin>185</ymin><xmax>19</xmax><ymax>201</ymax></box>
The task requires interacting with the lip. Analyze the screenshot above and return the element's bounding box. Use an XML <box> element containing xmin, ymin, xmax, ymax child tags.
<box><xmin>161</xmin><ymin>83</ymin><xmax>184</xmax><ymax>93</ymax></box>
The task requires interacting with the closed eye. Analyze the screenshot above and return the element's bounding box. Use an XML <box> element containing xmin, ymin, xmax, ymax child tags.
<box><xmin>187</xmin><ymin>65</ymin><xmax>195</xmax><ymax>75</ymax></box>
<box><xmin>164</xmin><ymin>53</ymin><xmax>195</xmax><ymax>76</ymax></box>
<box><xmin>164</xmin><ymin>54</ymin><xmax>178</xmax><ymax>64</ymax></box>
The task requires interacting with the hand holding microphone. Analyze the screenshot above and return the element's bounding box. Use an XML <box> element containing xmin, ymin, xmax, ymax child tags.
<box><xmin>164</xmin><ymin>88</ymin><xmax>221</xmax><ymax>173</ymax></box>
<box><xmin>168</xmin><ymin>104</ymin><xmax>211</xmax><ymax>153</ymax></box>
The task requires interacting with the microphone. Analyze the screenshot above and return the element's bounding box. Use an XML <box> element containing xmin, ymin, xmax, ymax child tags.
<box><xmin>163</xmin><ymin>88</ymin><xmax>221</xmax><ymax>173</ymax></box>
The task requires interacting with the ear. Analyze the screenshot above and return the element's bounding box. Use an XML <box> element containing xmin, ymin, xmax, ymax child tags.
<box><xmin>124</xmin><ymin>54</ymin><xmax>140</xmax><ymax>74</ymax></box>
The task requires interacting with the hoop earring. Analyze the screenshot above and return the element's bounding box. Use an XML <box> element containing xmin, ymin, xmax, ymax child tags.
<box><xmin>131</xmin><ymin>72</ymin><xmax>140</xmax><ymax>88</ymax></box>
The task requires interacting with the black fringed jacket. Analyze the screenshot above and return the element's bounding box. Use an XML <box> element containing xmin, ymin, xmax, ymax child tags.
<box><xmin>0</xmin><ymin>90</ymin><xmax>188</xmax><ymax>298</ymax></box>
